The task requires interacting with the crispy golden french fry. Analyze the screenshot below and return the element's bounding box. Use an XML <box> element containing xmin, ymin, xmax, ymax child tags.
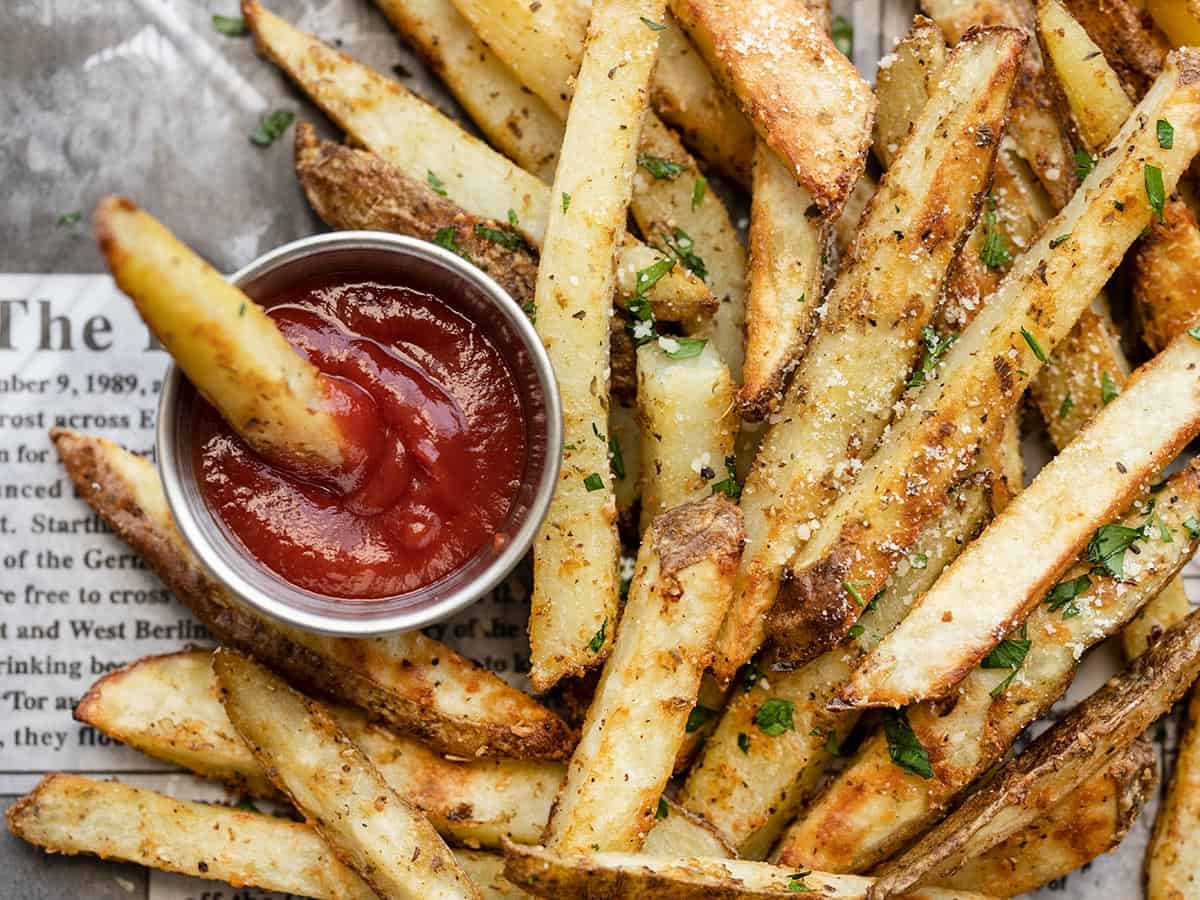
<box><xmin>445</xmin><ymin>0</ymin><xmax>747</xmax><ymax>377</ymax></box>
<box><xmin>1059</xmin><ymin>0</ymin><xmax>1169</xmax><ymax>96</ymax></box>
<box><xmin>777</xmin><ymin>461</ymin><xmax>1200</xmax><ymax>872</ymax></box>
<box><xmin>75</xmin><ymin>649</ymin><xmax>561</xmax><ymax>848</ymax></box>
<box><xmin>371</xmin><ymin>0</ymin><xmax>562</xmax><ymax>180</ymax></box>
<box><xmin>545</xmin><ymin>496</ymin><xmax>742</xmax><ymax>853</ymax></box>
<box><xmin>669</xmin><ymin>0</ymin><xmax>875</xmax><ymax>215</ymax></box>
<box><xmin>1146</xmin><ymin>686</ymin><xmax>1200</xmax><ymax>900</ymax></box>
<box><xmin>94</xmin><ymin>196</ymin><xmax>351</xmax><ymax>478</ymax></box>
<box><xmin>527</xmin><ymin>0</ymin><xmax>666</xmax><ymax>691</ymax></box>
<box><xmin>680</xmin><ymin>475</ymin><xmax>994</xmax><ymax>858</ymax></box>
<box><xmin>243</xmin><ymin>0</ymin><xmax>710</xmax><ymax>317</ymax></box>
<box><xmin>50</xmin><ymin>428</ymin><xmax>575</xmax><ymax>760</ymax></box>
<box><xmin>1146</xmin><ymin>0</ymin><xmax>1200</xmax><ymax>46</ymax></box>
<box><xmin>1135</xmin><ymin>189</ymin><xmax>1200</xmax><ymax>354</ymax></box>
<box><xmin>6</xmin><ymin>774</ymin><xmax>381</xmax><ymax>900</ymax></box>
<box><xmin>868</xmin><ymin>609</ymin><xmax>1200</xmax><ymax>900</ymax></box>
<box><xmin>636</xmin><ymin>341</ymin><xmax>736</xmax><ymax>531</ymax></box>
<box><xmin>737</xmin><ymin>143</ymin><xmax>826</xmax><ymax>420</ymax></box>
<box><xmin>923</xmin><ymin>0</ymin><xmax>1076</xmax><ymax>209</ymax></box>
<box><xmin>845</xmin><ymin>329</ymin><xmax>1200</xmax><ymax>708</ymax></box>
<box><xmin>294</xmin><ymin>123</ymin><xmax>539</xmax><ymax>308</ymax></box>
<box><xmin>501</xmin><ymin>841</ymin><xmax>993</xmax><ymax>899</ymax></box>
<box><xmin>942</xmin><ymin>740</ymin><xmax>1157</xmax><ymax>898</ymax></box>
<box><xmin>716</xmin><ymin>26</ymin><xmax>1025</xmax><ymax>679</ymax></box>
<box><xmin>873</xmin><ymin>16</ymin><xmax>948</xmax><ymax>170</ymax></box>
<box><xmin>215</xmin><ymin>649</ymin><xmax>481</xmax><ymax>899</ymax></box>
<box><xmin>772</xmin><ymin>50</ymin><xmax>1200</xmax><ymax>672</ymax></box>
<box><xmin>652</xmin><ymin>17</ymin><xmax>756</xmax><ymax>185</ymax></box>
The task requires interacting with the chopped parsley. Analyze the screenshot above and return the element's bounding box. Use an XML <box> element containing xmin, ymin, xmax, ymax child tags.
<box><xmin>474</xmin><ymin>223</ymin><xmax>526</xmax><ymax>251</ymax></box>
<box><xmin>656</xmin><ymin>796</ymin><xmax>669</xmax><ymax>819</ymax></box>
<box><xmin>1045</xmin><ymin>574</ymin><xmax>1091</xmax><ymax>619</ymax></box>
<box><xmin>737</xmin><ymin>732</ymin><xmax>750</xmax><ymax>754</ymax></box>
<box><xmin>883</xmin><ymin>709</ymin><xmax>933</xmax><ymax>779</ymax></box>
<box><xmin>710</xmin><ymin>454</ymin><xmax>741</xmax><ymax>500</ymax></box>
<box><xmin>521</xmin><ymin>301</ymin><xmax>537</xmax><ymax>324</ymax></box>
<box><xmin>1145</xmin><ymin>164</ymin><xmax>1166</xmax><ymax>224</ymax></box>
<box><xmin>561</xmin><ymin>192</ymin><xmax>571</xmax><ymax>213</ymax></box>
<box><xmin>426</xmin><ymin>170</ymin><xmax>448</xmax><ymax>197</ymax></box>
<box><xmin>638</xmin><ymin>154</ymin><xmax>686</xmax><ymax>180</ymax></box>
<box><xmin>907</xmin><ymin>325</ymin><xmax>956</xmax><ymax>389</ymax></box>
<box><xmin>786</xmin><ymin>871</ymin><xmax>814</xmax><ymax>892</ymax></box>
<box><xmin>641</xmin><ymin>16</ymin><xmax>666</xmax><ymax>30</ymax></box>
<box><xmin>692</xmin><ymin>175</ymin><xmax>708</xmax><ymax>210</ymax></box>
<box><xmin>1188</xmin><ymin>325</ymin><xmax>1200</xmax><ymax>342</ymax></box>
<box><xmin>1021</xmin><ymin>327</ymin><xmax>1048</xmax><ymax>363</ymax></box>
<box><xmin>238</xmin><ymin>303</ymin><xmax>247</xmax><ymax>318</ymax></box>
<box><xmin>56</xmin><ymin>211</ymin><xmax>82</xmax><ymax>230</ymax></box>
<box><xmin>662</xmin><ymin>336</ymin><xmax>708</xmax><ymax>359</ymax></box>
<box><xmin>1101</xmin><ymin>372</ymin><xmax>1120</xmax><ymax>405</ymax></box>
<box><xmin>979</xmin><ymin>194</ymin><xmax>1012</xmax><ymax>270</ymax></box>
<box><xmin>249</xmin><ymin>110</ymin><xmax>295</xmax><ymax>147</ymax></box>
<box><xmin>1158</xmin><ymin>119</ymin><xmax>1175</xmax><ymax>150</ymax></box>
<box><xmin>661</xmin><ymin>227</ymin><xmax>708</xmax><ymax>281</ymax></box>
<box><xmin>981</xmin><ymin>627</ymin><xmax>1030</xmax><ymax>697</ymax></box>
<box><xmin>583</xmin><ymin>472</ymin><xmax>605</xmax><ymax>492</ymax></box>
<box><xmin>1185</xmin><ymin>517</ymin><xmax>1200</xmax><ymax>539</ymax></box>
<box><xmin>587</xmin><ymin>618</ymin><xmax>607</xmax><ymax>652</ymax></box>
<box><xmin>626</xmin><ymin>258</ymin><xmax>674</xmax><ymax>346</ymax></box>
<box><xmin>608</xmin><ymin>435</ymin><xmax>626</xmax><ymax>479</ymax></box>
<box><xmin>508</xmin><ymin>208</ymin><xmax>520</xmax><ymax>228</ymax></box>
<box><xmin>844</xmin><ymin>579</ymin><xmax>869</xmax><ymax>607</ymax></box>
<box><xmin>686</xmin><ymin>705</ymin><xmax>717</xmax><ymax>733</ymax></box>
<box><xmin>1049</xmin><ymin>233</ymin><xmax>1070</xmax><ymax>249</ymax></box>
<box><xmin>1059</xmin><ymin>392</ymin><xmax>1074</xmax><ymax>419</ymax></box>
<box><xmin>848</xmin><ymin>623</ymin><xmax>865</xmax><ymax>639</ymax></box>
<box><xmin>433</xmin><ymin>226</ymin><xmax>472</xmax><ymax>263</ymax></box>
<box><xmin>738</xmin><ymin>661</ymin><xmax>763</xmax><ymax>693</ymax></box>
<box><xmin>909</xmin><ymin>552</ymin><xmax>928</xmax><ymax>570</ymax></box>
<box><xmin>753</xmin><ymin>698</ymin><xmax>795</xmax><ymax>736</ymax></box>
<box><xmin>1087</xmin><ymin>522</ymin><xmax>1146</xmax><ymax>577</ymax></box>
<box><xmin>832</xmin><ymin>15</ymin><xmax>853</xmax><ymax>57</ymax></box>
<box><xmin>1074</xmin><ymin>150</ymin><xmax>1096</xmax><ymax>180</ymax></box>
<box><xmin>212</xmin><ymin>14</ymin><xmax>248</xmax><ymax>35</ymax></box>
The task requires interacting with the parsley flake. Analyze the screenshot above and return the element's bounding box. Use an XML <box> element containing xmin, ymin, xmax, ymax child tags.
<box><xmin>738</xmin><ymin>662</ymin><xmax>763</xmax><ymax>693</ymax></box>
<box><xmin>433</xmin><ymin>226</ymin><xmax>472</xmax><ymax>263</ymax></box>
<box><xmin>981</xmin><ymin>628</ymin><xmax>1030</xmax><ymax>697</ymax></box>
<box><xmin>656</xmin><ymin>796</ymin><xmax>669</xmax><ymax>819</ymax></box>
<box><xmin>249</xmin><ymin>110</ymin><xmax>295</xmax><ymax>147</ymax></box>
<box><xmin>587</xmin><ymin>618</ymin><xmax>607</xmax><ymax>652</ymax></box>
<box><xmin>832</xmin><ymin>15</ymin><xmax>853</xmax><ymax>57</ymax></box>
<box><xmin>692</xmin><ymin>175</ymin><xmax>708</xmax><ymax>210</ymax></box>
<box><xmin>1074</xmin><ymin>150</ymin><xmax>1096</xmax><ymax>180</ymax></box>
<box><xmin>1101</xmin><ymin>372</ymin><xmax>1120</xmax><ymax>405</ymax></box>
<box><xmin>907</xmin><ymin>325</ymin><xmax>956</xmax><ymax>389</ymax></box>
<box><xmin>1185</xmin><ymin>517</ymin><xmax>1200</xmax><ymax>539</ymax></box>
<box><xmin>1145</xmin><ymin>164</ymin><xmax>1166</xmax><ymax>224</ymax></box>
<box><xmin>786</xmin><ymin>871</ymin><xmax>814</xmax><ymax>892</ymax></box>
<box><xmin>754</xmin><ymin>698</ymin><xmax>795</xmax><ymax>736</ymax></box>
<box><xmin>56</xmin><ymin>211</ymin><xmax>82</xmax><ymax>230</ymax></box>
<box><xmin>710</xmin><ymin>454</ymin><xmax>741</xmax><ymax>500</ymax></box>
<box><xmin>1158</xmin><ymin>119</ymin><xmax>1175</xmax><ymax>150</ymax></box>
<box><xmin>844</xmin><ymin>580</ymin><xmax>869</xmax><ymax>607</ymax></box>
<box><xmin>1188</xmin><ymin>325</ymin><xmax>1200</xmax><ymax>343</ymax></box>
<box><xmin>608</xmin><ymin>435</ymin><xmax>626</xmax><ymax>480</ymax></box>
<box><xmin>638</xmin><ymin>154</ymin><xmax>686</xmax><ymax>180</ymax></box>
<box><xmin>641</xmin><ymin>16</ymin><xmax>666</xmax><ymax>30</ymax></box>
<box><xmin>848</xmin><ymin>623</ymin><xmax>865</xmax><ymax>639</ymax></box>
<box><xmin>661</xmin><ymin>227</ymin><xmax>707</xmax><ymax>280</ymax></box>
<box><xmin>1021</xmin><ymin>327</ymin><xmax>1048</xmax><ymax>363</ymax></box>
<box><xmin>1059</xmin><ymin>393</ymin><xmax>1074</xmax><ymax>419</ymax></box>
<box><xmin>561</xmin><ymin>192</ymin><xmax>571</xmax><ymax>213</ymax></box>
<box><xmin>883</xmin><ymin>709</ymin><xmax>933</xmax><ymax>779</ymax></box>
<box><xmin>979</xmin><ymin>194</ymin><xmax>1012</xmax><ymax>270</ymax></box>
<box><xmin>686</xmin><ymin>705</ymin><xmax>717</xmax><ymax>733</ymax></box>
<box><xmin>1046</xmin><ymin>574</ymin><xmax>1091</xmax><ymax>619</ymax></box>
<box><xmin>1050</xmin><ymin>233</ymin><xmax>1070</xmax><ymax>249</ymax></box>
<box><xmin>738</xmin><ymin>732</ymin><xmax>750</xmax><ymax>753</ymax></box>
<box><xmin>212</xmin><ymin>14</ymin><xmax>248</xmax><ymax>35</ymax></box>
<box><xmin>662</xmin><ymin>336</ymin><xmax>708</xmax><ymax>359</ymax></box>
<box><xmin>474</xmin><ymin>223</ymin><xmax>526</xmax><ymax>251</ymax></box>
<box><xmin>426</xmin><ymin>170</ymin><xmax>448</xmax><ymax>197</ymax></box>
<box><xmin>521</xmin><ymin>301</ymin><xmax>536</xmax><ymax>324</ymax></box>
<box><xmin>583</xmin><ymin>472</ymin><xmax>605</xmax><ymax>492</ymax></box>
<box><xmin>909</xmin><ymin>552</ymin><xmax>928</xmax><ymax>570</ymax></box>
<box><xmin>1087</xmin><ymin>522</ymin><xmax>1146</xmax><ymax>577</ymax></box>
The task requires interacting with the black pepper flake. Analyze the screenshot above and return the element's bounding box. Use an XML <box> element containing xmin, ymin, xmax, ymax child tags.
<box><xmin>700</xmin><ymin>465</ymin><xmax>716</xmax><ymax>480</ymax></box>
<box><xmin>1035</xmin><ymin>260</ymin><xmax>1048</xmax><ymax>285</ymax></box>
<box><xmin>198</xmin><ymin>861</ymin><xmax>209</xmax><ymax>873</ymax></box>
<box><xmin>1116</xmin><ymin>461</ymin><xmax>1127</xmax><ymax>473</ymax></box>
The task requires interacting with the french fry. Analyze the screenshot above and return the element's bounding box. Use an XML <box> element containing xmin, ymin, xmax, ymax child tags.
<box><xmin>716</xmin><ymin>26</ymin><xmax>1026</xmax><ymax>678</ymax></box>
<box><xmin>6</xmin><ymin>774</ymin><xmax>381</xmax><ymax>900</ymax></box>
<box><xmin>873</xmin><ymin>16</ymin><xmax>948</xmax><ymax>170</ymax></box>
<box><xmin>50</xmin><ymin>428</ymin><xmax>576</xmax><ymax>761</ymax></box>
<box><xmin>501</xmin><ymin>841</ymin><xmax>993</xmax><ymax>899</ymax></box>
<box><xmin>1058</xmin><ymin>0</ymin><xmax>1169</xmax><ymax>96</ymax></box>
<box><xmin>1134</xmin><ymin>183</ymin><xmax>1200</xmax><ymax>354</ymax></box>
<box><xmin>526</xmin><ymin>0</ymin><xmax>666</xmax><ymax>691</ymax></box>
<box><xmin>371</xmin><ymin>0</ymin><xmax>563</xmax><ymax>180</ymax></box>
<box><xmin>652</xmin><ymin>17</ymin><xmax>756</xmax><ymax>185</ymax></box>
<box><xmin>737</xmin><ymin>143</ymin><xmax>827</xmax><ymax>419</ymax></box>
<box><xmin>669</xmin><ymin>0</ymin><xmax>875</xmax><ymax>215</ymax></box>
<box><xmin>771</xmin><ymin>50</ymin><xmax>1200</xmax><ymax>671</ymax></box>
<box><xmin>1146</xmin><ymin>0</ymin><xmax>1200</xmax><ymax>47</ymax></box>
<box><xmin>94</xmin><ymin>196</ymin><xmax>353</xmax><ymax>479</ymax></box>
<box><xmin>867</xmin><ymin>608</ymin><xmax>1200</xmax><ymax>899</ymax></box>
<box><xmin>1146</xmin><ymin>686</ymin><xmax>1200</xmax><ymax>900</ymax></box>
<box><xmin>5</xmin><ymin>774</ymin><xmax>527</xmax><ymax>900</ymax></box>
<box><xmin>545</xmin><ymin>496</ymin><xmax>742</xmax><ymax>853</ymax></box>
<box><xmin>243</xmin><ymin>0</ymin><xmax>711</xmax><ymax>318</ymax></box>
<box><xmin>293</xmin><ymin>126</ymin><xmax>711</xmax><ymax>333</ymax></box>
<box><xmin>941</xmin><ymin>740</ymin><xmax>1157</xmax><ymax>898</ymax></box>
<box><xmin>215</xmin><ymin>648</ymin><xmax>481</xmax><ymax>899</ymax></box>
<box><xmin>445</xmin><ymin>0</ymin><xmax>748</xmax><ymax>377</ymax></box>
<box><xmin>922</xmin><ymin>0</ymin><xmax>1076</xmax><ymax>209</ymax></box>
<box><xmin>834</xmin><ymin>174</ymin><xmax>876</xmax><ymax>258</ymax></box>
<box><xmin>636</xmin><ymin>341</ymin><xmax>736</xmax><ymax>531</ymax></box>
<box><xmin>680</xmin><ymin>474</ymin><xmax>996</xmax><ymax>858</ymax></box>
<box><xmin>777</xmin><ymin>461</ymin><xmax>1200</xmax><ymax>872</ymax></box>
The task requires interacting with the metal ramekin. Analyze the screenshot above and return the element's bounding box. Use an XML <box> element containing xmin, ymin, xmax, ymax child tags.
<box><xmin>158</xmin><ymin>232</ymin><xmax>561</xmax><ymax>636</ymax></box>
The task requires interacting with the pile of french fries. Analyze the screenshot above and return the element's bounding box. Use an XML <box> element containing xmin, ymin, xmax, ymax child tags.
<box><xmin>11</xmin><ymin>0</ymin><xmax>1200</xmax><ymax>897</ymax></box>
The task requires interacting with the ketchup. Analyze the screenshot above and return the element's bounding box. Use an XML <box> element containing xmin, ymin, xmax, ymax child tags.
<box><xmin>192</xmin><ymin>279</ymin><xmax>527</xmax><ymax>599</ymax></box>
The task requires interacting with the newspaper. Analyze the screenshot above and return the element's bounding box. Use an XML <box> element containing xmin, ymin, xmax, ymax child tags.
<box><xmin>0</xmin><ymin>1</ymin><xmax>1192</xmax><ymax>898</ymax></box>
